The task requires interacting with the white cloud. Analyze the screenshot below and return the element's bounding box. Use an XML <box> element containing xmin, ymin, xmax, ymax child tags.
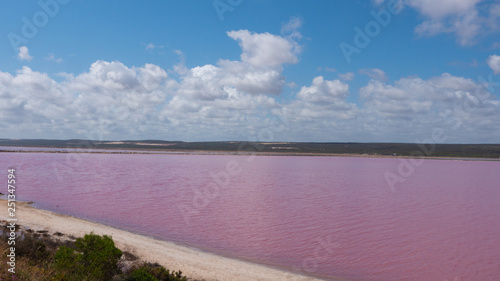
<box><xmin>157</xmin><ymin>27</ymin><xmax>304</xmax><ymax>140</ymax></box>
<box><xmin>359</xmin><ymin>68</ymin><xmax>387</xmax><ymax>81</ymax></box>
<box><xmin>176</xmin><ymin>64</ymin><xmax>226</xmax><ymax>101</ymax></box>
<box><xmin>297</xmin><ymin>76</ymin><xmax>349</xmax><ymax>103</ymax></box>
<box><xmin>17</xmin><ymin>46</ymin><xmax>33</xmax><ymax>61</ymax></box>
<box><xmin>3</xmin><ymin>29</ymin><xmax>304</xmax><ymax>140</ymax></box>
<box><xmin>358</xmin><ymin>73</ymin><xmax>500</xmax><ymax>142</ymax></box>
<box><xmin>0</xmin><ymin>61</ymin><xmax>499</xmax><ymax>143</ymax></box>
<box><xmin>277</xmin><ymin>77</ymin><xmax>359</xmax><ymax>141</ymax></box>
<box><xmin>360</xmin><ymin>79</ymin><xmax>433</xmax><ymax>119</ymax></box>
<box><xmin>50</xmin><ymin>60</ymin><xmax>175</xmax><ymax>137</ymax></box>
<box><xmin>285</xmin><ymin>76</ymin><xmax>358</xmax><ymax>121</ymax></box>
<box><xmin>487</xmin><ymin>54</ymin><xmax>500</xmax><ymax>74</ymax></box>
<box><xmin>218</xmin><ymin>60</ymin><xmax>285</xmax><ymax>95</ymax></box>
<box><xmin>172</xmin><ymin>58</ymin><xmax>287</xmax><ymax>102</ymax></box>
<box><xmin>171</xmin><ymin>29</ymin><xmax>300</xmax><ymax>100</ymax></box>
<box><xmin>407</xmin><ymin>0</ymin><xmax>480</xmax><ymax>19</ymax></box>
<box><xmin>401</xmin><ymin>0</ymin><xmax>499</xmax><ymax>46</ymax></box>
<box><xmin>227</xmin><ymin>30</ymin><xmax>301</xmax><ymax>67</ymax></box>
<box><xmin>1</xmin><ymin>26</ymin><xmax>499</xmax><ymax>143</ymax></box>
<box><xmin>0</xmin><ymin>66</ymin><xmax>73</xmax><ymax>137</ymax></box>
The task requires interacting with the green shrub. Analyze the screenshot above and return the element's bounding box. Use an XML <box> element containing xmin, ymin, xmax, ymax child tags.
<box><xmin>126</xmin><ymin>263</ymin><xmax>187</xmax><ymax>281</ymax></box>
<box><xmin>54</xmin><ymin>232</ymin><xmax>123</xmax><ymax>280</ymax></box>
<box><xmin>54</xmin><ymin>245</ymin><xmax>78</xmax><ymax>272</ymax></box>
<box><xmin>126</xmin><ymin>268</ymin><xmax>159</xmax><ymax>281</ymax></box>
<box><xmin>15</xmin><ymin>231</ymin><xmax>51</xmax><ymax>262</ymax></box>
<box><xmin>1</xmin><ymin>229</ymin><xmax>190</xmax><ymax>281</ymax></box>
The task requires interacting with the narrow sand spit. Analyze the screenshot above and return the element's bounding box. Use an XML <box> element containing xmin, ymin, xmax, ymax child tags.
<box><xmin>0</xmin><ymin>200</ymin><xmax>346</xmax><ymax>281</ymax></box>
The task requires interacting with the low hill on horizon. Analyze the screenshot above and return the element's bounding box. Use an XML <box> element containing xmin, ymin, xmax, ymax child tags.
<box><xmin>0</xmin><ymin>139</ymin><xmax>499</xmax><ymax>158</ymax></box>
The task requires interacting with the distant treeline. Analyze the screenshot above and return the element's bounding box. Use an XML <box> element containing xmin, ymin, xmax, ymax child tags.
<box><xmin>0</xmin><ymin>139</ymin><xmax>500</xmax><ymax>158</ymax></box>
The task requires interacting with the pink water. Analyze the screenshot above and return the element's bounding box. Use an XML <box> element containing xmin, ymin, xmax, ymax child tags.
<box><xmin>2</xmin><ymin>152</ymin><xmax>499</xmax><ymax>280</ymax></box>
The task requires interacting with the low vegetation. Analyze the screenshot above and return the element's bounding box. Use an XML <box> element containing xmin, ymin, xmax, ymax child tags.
<box><xmin>0</xmin><ymin>224</ymin><xmax>188</xmax><ymax>281</ymax></box>
<box><xmin>1</xmin><ymin>138</ymin><xmax>499</xmax><ymax>158</ymax></box>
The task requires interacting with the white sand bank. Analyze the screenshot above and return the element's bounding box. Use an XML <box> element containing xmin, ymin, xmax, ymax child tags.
<box><xmin>1</xmin><ymin>199</ymin><xmax>346</xmax><ymax>281</ymax></box>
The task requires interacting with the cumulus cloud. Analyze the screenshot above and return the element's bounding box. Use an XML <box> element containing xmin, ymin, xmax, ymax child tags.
<box><xmin>175</xmin><ymin>64</ymin><xmax>225</xmax><ymax>101</ymax></box>
<box><xmin>17</xmin><ymin>46</ymin><xmax>33</xmax><ymax>61</ymax></box>
<box><xmin>487</xmin><ymin>54</ymin><xmax>500</xmax><ymax>74</ymax></box>
<box><xmin>65</xmin><ymin>60</ymin><xmax>175</xmax><ymax>129</ymax></box>
<box><xmin>227</xmin><ymin>30</ymin><xmax>301</xmax><ymax>67</ymax></box>
<box><xmin>218</xmin><ymin>60</ymin><xmax>285</xmax><ymax>95</ymax></box>
<box><xmin>297</xmin><ymin>76</ymin><xmax>349</xmax><ymax>103</ymax></box>
<box><xmin>359</xmin><ymin>73</ymin><xmax>500</xmax><ymax>142</ymax></box>
<box><xmin>276</xmin><ymin>76</ymin><xmax>359</xmax><ymax>141</ymax></box>
<box><xmin>171</xmin><ymin>28</ymin><xmax>301</xmax><ymax>101</ymax></box>
<box><xmin>0</xmin><ymin>60</ymin><xmax>179</xmax><ymax>138</ymax></box>
<box><xmin>172</xmin><ymin>59</ymin><xmax>288</xmax><ymax>102</ymax></box>
<box><xmin>409</xmin><ymin>0</ymin><xmax>482</xmax><ymax>45</ymax></box>
<box><xmin>371</xmin><ymin>0</ymin><xmax>499</xmax><ymax>46</ymax></box>
<box><xmin>0</xmin><ymin>67</ymin><xmax>73</xmax><ymax>137</ymax></box>
<box><xmin>159</xmin><ymin>28</ymin><xmax>303</xmax><ymax>140</ymax></box>
<box><xmin>284</xmin><ymin>76</ymin><xmax>357</xmax><ymax>121</ymax></box>
<box><xmin>1</xmin><ymin>26</ymin><xmax>499</xmax><ymax>143</ymax></box>
<box><xmin>1</xmin><ymin>60</ymin><xmax>499</xmax><ymax>143</ymax></box>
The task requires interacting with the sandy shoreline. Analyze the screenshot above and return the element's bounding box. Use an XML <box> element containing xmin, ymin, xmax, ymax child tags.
<box><xmin>0</xmin><ymin>199</ymin><xmax>345</xmax><ymax>281</ymax></box>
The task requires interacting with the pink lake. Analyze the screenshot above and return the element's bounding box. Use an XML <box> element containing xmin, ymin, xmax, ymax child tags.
<box><xmin>1</xmin><ymin>152</ymin><xmax>499</xmax><ymax>280</ymax></box>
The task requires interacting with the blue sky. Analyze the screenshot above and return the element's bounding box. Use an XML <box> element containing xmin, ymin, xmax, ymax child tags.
<box><xmin>1</xmin><ymin>0</ymin><xmax>500</xmax><ymax>143</ymax></box>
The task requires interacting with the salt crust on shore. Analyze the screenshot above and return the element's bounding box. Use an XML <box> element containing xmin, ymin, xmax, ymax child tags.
<box><xmin>1</xmin><ymin>199</ymin><xmax>347</xmax><ymax>281</ymax></box>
